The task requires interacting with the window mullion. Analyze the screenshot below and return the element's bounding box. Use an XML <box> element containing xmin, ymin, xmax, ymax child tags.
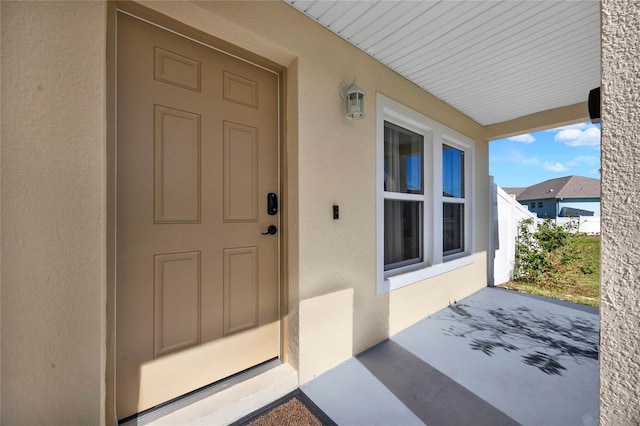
<box><xmin>465</xmin><ymin>142</ymin><xmax>474</xmax><ymax>256</ymax></box>
<box><xmin>432</xmin><ymin>130</ymin><xmax>443</xmax><ymax>265</ymax></box>
<box><xmin>384</xmin><ymin>192</ymin><xmax>424</xmax><ymax>201</ymax></box>
<box><xmin>442</xmin><ymin>197</ymin><xmax>465</xmax><ymax>204</ymax></box>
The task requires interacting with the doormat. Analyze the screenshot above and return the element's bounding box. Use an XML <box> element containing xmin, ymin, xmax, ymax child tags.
<box><xmin>230</xmin><ymin>389</ymin><xmax>337</xmax><ymax>426</ymax></box>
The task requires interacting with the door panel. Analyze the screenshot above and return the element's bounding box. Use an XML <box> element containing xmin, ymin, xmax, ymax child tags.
<box><xmin>154</xmin><ymin>46</ymin><xmax>202</xmax><ymax>92</ymax></box>
<box><xmin>154</xmin><ymin>105</ymin><xmax>201</xmax><ymax>223</ymax></box>
<box><xmin>223</xmin><ymin>246</ymin><xmax>259</xmax><ymax>335</ymax></box>
<box><xmin>153</xmin><ymin>251</ymin><xmax>201</xmax><ymax>357</ymax></box>
<box><xmin>116</xmin><ymin>12</ymin><xmax>280</xmax><ymax>419</ymax></box>
<box><xmin>223</xmin><ymin>71</ymin><xmax>259</xmax><ymax>108</ymax></box>
<box><xmin>223</xmin><ymin>121</ymin><xmax>259</xmax><ymax>222</ymax></box>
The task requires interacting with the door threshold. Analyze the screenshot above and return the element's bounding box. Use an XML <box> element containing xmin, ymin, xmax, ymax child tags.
<box><xmin>119</xmin><ymin>359</ymin><xmax>297</xmax><ymax>425</ymax></box>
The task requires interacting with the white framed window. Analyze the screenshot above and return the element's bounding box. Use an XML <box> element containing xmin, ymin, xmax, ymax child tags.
<box><xmin>442</xmin><ymin>143</ymin><xmax>466</xmax><ymax>257</ymax></box>
<box><xmin>377</xmin><ymin>94</ymin><xmax>475</xmax><ymax>293</ymax></box>
<box><xmin>383</xmin><ymin>121</ymin><xmax>426</xmax><ymax>273</ymax></box>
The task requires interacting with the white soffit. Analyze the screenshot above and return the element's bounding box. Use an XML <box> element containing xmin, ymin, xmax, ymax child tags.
<box><xmin>283</xmin><ymin>0</ymin><xmax>600</xmax><ymax>126</ymax></box>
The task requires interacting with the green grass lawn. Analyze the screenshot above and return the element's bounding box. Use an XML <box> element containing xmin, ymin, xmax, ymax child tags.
<box><xmin>500</xmin><ymin>234</ymin><xmax>600</xmax><ymax>307</ymax></box>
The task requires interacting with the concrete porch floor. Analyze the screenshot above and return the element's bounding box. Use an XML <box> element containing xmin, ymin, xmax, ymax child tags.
<box><xmin>301</xmin><ymin>287</ymin><xmax>599</xmax><ymax>426</ymax></box>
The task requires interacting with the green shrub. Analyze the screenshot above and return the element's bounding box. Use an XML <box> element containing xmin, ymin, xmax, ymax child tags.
<box><xmin>514</xmin><ymin>218</ymin><xmax>548</xmax><ymax>281</ymax></box>
<box><xmin>505</xmin><ymin>230</ymin><xmax>600</xmax><ymax>307</ymax></box>
<box><xmin>535</xmin><ymin>219</ymin><xmax>569</xmax><ymax>252</ymax></box>
<box><xmin>513</xmin><ymin>218</ymin><xmax>579</xmax><ymax>282</ymax></box>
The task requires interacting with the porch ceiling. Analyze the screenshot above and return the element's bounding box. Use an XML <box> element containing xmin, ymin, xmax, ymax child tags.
<box><xmin>283</xmin><ymin>0</ymin><xmax>600</xmax><ymax>127</ymax></box>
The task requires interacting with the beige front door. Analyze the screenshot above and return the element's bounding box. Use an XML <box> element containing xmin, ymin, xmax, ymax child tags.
<box><xmin>116</xmin><ymin>12</ymin><xmax>280</xmax><ymax>419</ymax></box>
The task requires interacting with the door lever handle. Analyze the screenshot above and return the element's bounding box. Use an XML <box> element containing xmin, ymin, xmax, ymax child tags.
<box><xmin>262</xmin><ymin>225</ymin><xmax>278</xmax><ymax>235</ymax></box>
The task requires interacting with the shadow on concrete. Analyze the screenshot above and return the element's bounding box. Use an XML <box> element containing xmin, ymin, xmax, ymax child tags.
<box><xmin>443</xmin><ymin>302</ymin><xmax>598</xmax><ymax>376</ymax></box>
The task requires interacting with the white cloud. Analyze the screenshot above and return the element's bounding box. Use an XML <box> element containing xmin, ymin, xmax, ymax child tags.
<box><xmin>566</xmin><ymin>155</ymin><xmax>600</xmax><ymax>167</ymax></box>
<box><xmin>543</xmin><ymin>162</ymin><xmax>570</xmax><ymax>172</ymax></box>
<box><xmin>507</xmin><ymin>134</ymin><xmax>535</xmax><ymax>143</ymax></box>
<box><xmin>546</xmin><ymin>122</ymin><xmax>589</xmax><ymax>132</ymax></box>
<box><xmin>554</xmin><ymin>126</ymin><xmax>600</xmax><ymax>147</ymax></box>
<box><xmin>499</xmin><ymin>149</ymin><xmax>539</xmax><ymax>165</ymax></box>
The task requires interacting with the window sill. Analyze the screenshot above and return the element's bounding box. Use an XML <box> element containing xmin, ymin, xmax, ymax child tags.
<box><xmin>380</xmin><ymin>254</ymin><xmax>476</xmax><ymax>293</ymax></box>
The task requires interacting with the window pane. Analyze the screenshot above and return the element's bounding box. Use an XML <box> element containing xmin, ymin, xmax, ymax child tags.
<box><xmin>384</xmin><ymin>121</ymin><xmax>423</xmax><ymax>194</ymax></box>
<box><xmin>443</xmin><ymin>203</ymin><xmax>464</xmax><ymax>255</ymax></box>
<box><xmin>443</xmin><ymin>144</ymin><xmax>464</xmax><ymax>198</ymax></box>
<box><xmin>384</xmin><ymin>200</ymin><xmax>423</xmax><ymax>269</ymax></box>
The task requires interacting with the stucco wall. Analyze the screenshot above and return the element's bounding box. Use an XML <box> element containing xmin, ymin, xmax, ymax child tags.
<box><xmin>186</xmin><ymin>1</ymin><xmax>488</xmax><ymax>361</ymax></box>
<box><xmin>1</xmin><ymin>2</ymin><xmax>107</xmax><ymax>424</ymax></box>
<box><xmin>600</xmin><ymin>0</ymin><xmax>640</xmax><ymax>423</ymax></box>
<box><xmin>1</xmin><ymin>0</ymin><xmax>490</xmax><ymax>422</ymax></box>
<box><xmin>4</xmin><ymin>0</ymin><xmax>637</xmax><ymax>424</ymax></box>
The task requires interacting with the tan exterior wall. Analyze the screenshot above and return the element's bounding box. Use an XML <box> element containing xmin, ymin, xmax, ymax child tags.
<box><xmin>388</xmin><ymin>253</ymin><xmax>488</xmax><ymax>336</ymax></box>
<box><xmin>298</xmin><ymin>288</ymin><xmax>354</xmax><ymax>383</ymax></box>
<box><xmin>0</xmin><ymin>0</ymin><xmax>3</xmax><ymax>413</ymax></box>
<box><xmin>6</xmin><ymin>0</ymin><xmax>640</xmax><ymax>424</ymax></box>
<box><xmin>0</xmin><ymin>0</ymin><xmax>493</xmax><ymax>422</ymax></box>
<box><xmin>0</xmin><ymin>3</ymin><xmax>491</xmax><ymax>421</ymax></box>
<box><xmin>1</xmin><ymin>1</ymin><xmax>107</xmax><ymax>425</ymax></box>
<box><xmin>600</xmin><ymin>1</ymin><xmax>640</xmax><ymax>423</ymax></box>
<box><xmin>181</xmin><ymin>0</ymin><xmax>488</xmax><ymax>370</ymax></box>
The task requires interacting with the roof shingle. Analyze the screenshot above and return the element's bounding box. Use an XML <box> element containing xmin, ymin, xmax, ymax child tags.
<box><xmin>503</xmin><ymin>187</ymin><xmax>527</xmax><ymax>198</ymax></box>
<box><xmin>516</xmin><ymin>176</ymin><xmax>600</xmax><ymax>201</ymax></box>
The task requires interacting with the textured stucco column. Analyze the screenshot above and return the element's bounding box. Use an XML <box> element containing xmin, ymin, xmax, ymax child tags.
<box><xmin>1</xmin><ymin>2</ymin><xmax>107</xmax><ymax>424</ymax></box>
<box><xmin>600</xmin><ymin>1</ymin><xmax>640</xmax><ymax>423</ymax></box>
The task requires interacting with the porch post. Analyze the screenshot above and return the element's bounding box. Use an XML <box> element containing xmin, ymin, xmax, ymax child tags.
<box><xmin>600</xmin><ymin>1</ymin><xmax>640</xmax><ymax>423</ymax></box>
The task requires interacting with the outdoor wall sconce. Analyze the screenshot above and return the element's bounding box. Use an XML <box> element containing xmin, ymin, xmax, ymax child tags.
<box><xmin>339</xmin><ymin>79</ymin><xmax>365</xmax><ymax>120</ymax></box>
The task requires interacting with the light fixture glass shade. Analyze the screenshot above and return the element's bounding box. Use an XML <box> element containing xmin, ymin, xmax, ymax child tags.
<box><xmin>340</xmin><ymin>81</ymin><xmax>365</xmax><ymax>120</ymax></box>
<box><xmin>346</xmin><ymin>90</ymin><xmax>365</xmax><ymax>120</ymax></box>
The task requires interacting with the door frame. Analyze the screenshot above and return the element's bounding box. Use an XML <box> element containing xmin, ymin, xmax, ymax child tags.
<box><xmin>106</xmin><ymin>2</ymin><xmax>292</xmax><ymax>422</ymax></box>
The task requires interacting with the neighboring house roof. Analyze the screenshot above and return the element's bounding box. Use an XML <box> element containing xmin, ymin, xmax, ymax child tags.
<box><xmin>517</xmin><ymin>176</ymin><xmax>601</xmax><ymax>201</ymax></box>
<box><xmin>503</xmin><ymin>187</ymin><xmax>527</xmax><ymax>198</ymax></box>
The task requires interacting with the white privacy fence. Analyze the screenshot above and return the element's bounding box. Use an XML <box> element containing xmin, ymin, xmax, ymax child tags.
<box><xmin>553</xmin><ymin>216</ymin><xmax>601</xmax><ymax>234</ymax></box>
<box><xmin>488</xmin><ymin>178</ymin><xmax>600</xmax><ymax>287</ymax></box>
<box><xmin>489</xmin><ymin>179</ymin><xmax>536</xmax><ymax>286</ymax></box>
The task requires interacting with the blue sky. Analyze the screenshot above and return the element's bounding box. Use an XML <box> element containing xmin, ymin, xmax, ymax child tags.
<box><xmin>489</xmin><ymin>121</ymin><xmax>601</xmax><ymax>188</ymax></box>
